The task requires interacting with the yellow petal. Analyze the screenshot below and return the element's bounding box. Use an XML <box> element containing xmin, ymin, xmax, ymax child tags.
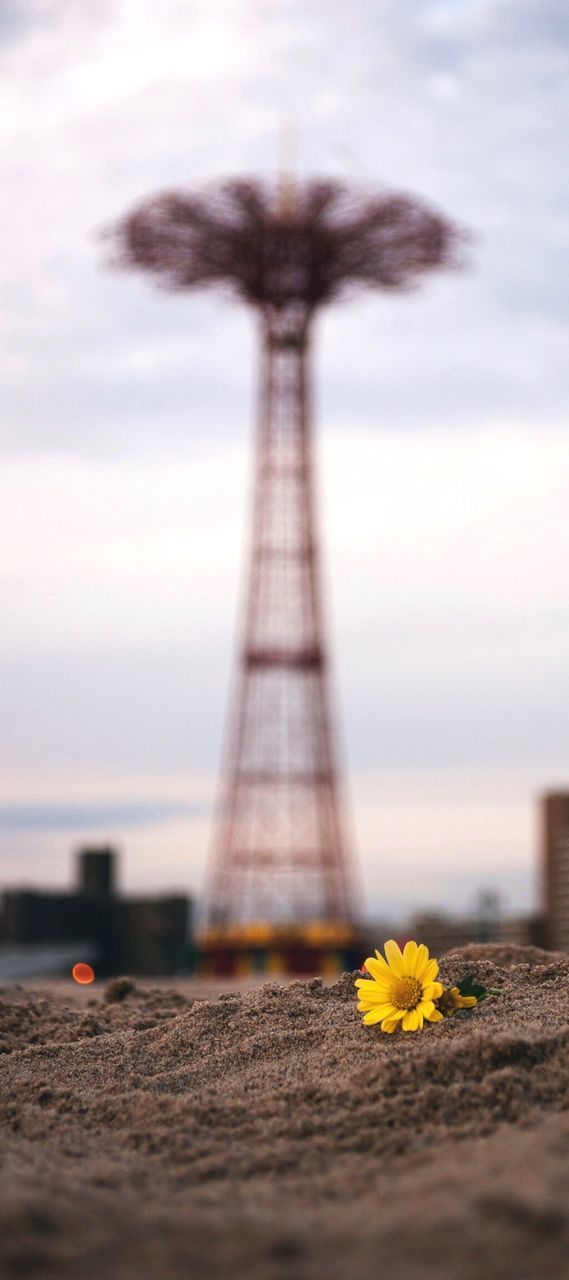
<box><xmin>382</xmin><ymin>1007</ymin><xmax>406</xmax><ymax>1029</ymax></box>
<box><xmin>423</xmin><ymin>981</ymin><xmax>443</xmax><ymax>1000</ymax></box>
<box><xmin>402</xmin><ymin>940</ymin><xmax>418</xmax><ymax>974</ymax></box>
<box><xmin>355</xmin><ymin>983</ymin><xmax>391</xmax><ymax>993</ymax></box>
<box><xmin>381</xmin><ymin>1018</ymin><xmax>398</xmax><ymax>1034</ymax></box>
<box><xmin>459</xmin><ymin>995</ymin><xmax>477</xmax><ymax>1008</ymax></box>
<box><xmin>414</xmin><ymin>943</ymin><xmax>430</xmax><ymax>979</ymax></box>
<box><xmin>364</xmin><ymin>956</ymin><xmax>393</xmax><ymax>984</ymax></box>
<box><xmin>358</xmin><ymin>1002</ymin><xmax>395</xmax><ymax>1018</ymax></box>
<box><xmin>355</xmin><ymin>976</ymin><xmax>390</xmax><ymax>995</ymax></box>
<box><xmin>402</xmin><ymin>1009</ymin><xmax>420</xmax><ymax>1031</ymax></box>
<box><xmin>384</xmin><ymin>939</ymin><xmax>405</xmax><ymax>977</ymax></box>
<box><xmin>362</xmin><ymin>1006</ymin><xmax>387</xmax><ymax>1025</ymax></box>
<box><xmin>357</xmin><ymin>996</ymin><xmax>393</xmax><ymax>1011</ymax></box>
<box><xmin>356</xmin><ymin>987</ymin><xmax>392</xmax><ymax>1005</ymax></box>
<box><xmin>425</xmin><ymin>1008</ymin><xmax>443</xmax><ymax>1022</ymax></box>
<box><xmin>418</xmin><ymin>1000</ymin><xmax>435</xmax><ymax>1017</ymax></box>
<box><xmin>422</xmin><ymin>958</ymin><xmax>439</xmax><ymax>985</ymax></box>
<box><xmin>373</xmin><ymin>949</ymin><xmax>394</xmax><ymax>976</ymax></box>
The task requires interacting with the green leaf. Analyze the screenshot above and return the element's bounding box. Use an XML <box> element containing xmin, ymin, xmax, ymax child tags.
<box><xmin>457</xmin><ymin>974</ymin><xmax>488</xmax><ymax>1000</ymax></box>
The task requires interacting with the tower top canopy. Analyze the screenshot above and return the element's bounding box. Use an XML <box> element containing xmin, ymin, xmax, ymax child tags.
<box><xmin>109</xmin><ymin>176</ymin><xmax>463</xmax><ymax>311</ymax></box>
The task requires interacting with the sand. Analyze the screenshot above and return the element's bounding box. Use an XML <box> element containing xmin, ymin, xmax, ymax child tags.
<box><xmin>1</xmin><ymin>944</ymin><xmax>569</xmax><ymax>1279</ymax></box>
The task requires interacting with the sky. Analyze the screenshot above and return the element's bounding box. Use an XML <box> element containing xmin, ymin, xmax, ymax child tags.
<box><xmin>1</xmin><ymin>0</ymin><xmax>568</xmax><ymax>922</ymax></box>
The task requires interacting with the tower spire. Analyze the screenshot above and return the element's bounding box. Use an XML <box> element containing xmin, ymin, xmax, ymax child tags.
<box><xmin>276</xmin><ymin>115</ymin><xmax>297</xmax><ymax>220</ymax></box>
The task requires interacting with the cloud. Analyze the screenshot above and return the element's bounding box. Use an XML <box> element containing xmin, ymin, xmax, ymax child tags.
<box><xmin>1</xmin><ymin>0</ymin><xmax>568</xmax><ymax>914</ymax></box>
<box><xmin>0</xmin><ymin>801</ymin><xmax>204</xmax><ymax>831</ymax></box>
<box><xmin>0</xmin><ymin>0</ymin><xmax>567</xmax><ymax>457</ymax></box>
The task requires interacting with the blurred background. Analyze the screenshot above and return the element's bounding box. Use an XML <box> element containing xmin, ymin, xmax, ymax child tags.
<box><xmin>1</xmin><ymin>0</ymin><xmax>568</xmax><ymax>977</ymax></box>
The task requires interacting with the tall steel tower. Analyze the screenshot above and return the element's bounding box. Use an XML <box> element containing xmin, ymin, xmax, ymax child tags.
<box><xmin>111</xmin><ymin>176</ymin><xmax>461</xmax><ymax>970</ymax></box>
<box><xmin>209</xmin><ymin>300</ymin><xmax>351</xmax><ymax>933</ymax></box>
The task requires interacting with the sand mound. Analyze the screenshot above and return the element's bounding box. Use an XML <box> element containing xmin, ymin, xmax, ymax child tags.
<box><xmin>443</xmin><ymin>941</ymin><xmax>567</xmax><ymax>968</ymax></box>
<box><xmin>0</xmin><ymin>982</ymin><xmax>194</xmax><ymax>1055</ymax></box>
<box><xmin>1</xmin><ymin>947</ymin><xmax>569</xmax><ymax>1279</ymax></box>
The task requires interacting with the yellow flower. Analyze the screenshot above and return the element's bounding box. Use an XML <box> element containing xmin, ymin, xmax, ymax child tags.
<box><xmin>355</xmin><ymin>939</ymin><xmax>444</xmax><ymax>1033</ymax></box>
<box><xmin>436</xmin><ymin>986</ymin><xmax>478</xmax><ymax>1017</ymax></box>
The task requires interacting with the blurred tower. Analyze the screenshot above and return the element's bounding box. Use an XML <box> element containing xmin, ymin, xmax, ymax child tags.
<box><xmin>207</xmin><ymin>306</ymin><xmax>351</xmax><ymax>929</ymax></box>
<box><xmin>111</xmin><ymin>173</ymin><xmax>461</xmax><ymax>970</ymax></box>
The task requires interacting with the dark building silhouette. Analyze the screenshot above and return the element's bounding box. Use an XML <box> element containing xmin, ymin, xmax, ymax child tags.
<box><xmin>77</xmin><ymin>846</ymin><xmax>115</xmax><ymax>899</ymax></box>
<box><xmin>120</xmin><ymin>896</ymin><xmax>190</xmax><ymax>975</ymax></box>
<box><xmin>542</xmin><ymin>791</ymin><xmax>569</xmax><ymax>952</ymax></box>
<box><xmin>0</xmin><ymin>847</ymin><xmax>193</xmax><ymax>977</ymax></box>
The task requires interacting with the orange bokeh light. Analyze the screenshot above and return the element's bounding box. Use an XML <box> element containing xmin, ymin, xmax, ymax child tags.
<box><xmin>72</xmin><ymin>962</ymin><xmax>95</xmax><ymax>985</ymax></box>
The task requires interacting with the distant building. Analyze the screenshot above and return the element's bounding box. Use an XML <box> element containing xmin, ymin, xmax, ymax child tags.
<box><xmin>542</xmin><ymin>792</ymin><xmax>569</xmax><ymax>952</ymax></box>
<box><xmin>121</xmin><ymin>896</ymin><xmax>190</xmax><ymax>975</ymax></box>
<box><xmin>0</xmin><ymin>847</ymin><xmax>193</xmax><ymax>977</ymax></box>
<box><xmin>408</xmin><ymin>906</ymin><xmax>540</xmax><ymax>958</ymax></box>
<box><xmin>77</xmin><ymin>846</ymin><xmax>115</xmax><ymax>899</ymax></box>
<box><xmin>407</xmin><ymin>912</ymin><xmax>479</xmax><ymax>957</ymax></box>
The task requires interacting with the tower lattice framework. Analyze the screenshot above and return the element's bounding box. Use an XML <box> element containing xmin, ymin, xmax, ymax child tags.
<box><xmin>207</xmin><ymin>305</ymin><xmax>352</xmax><ymax>927</ymax></box>
<box><xmin>110</xmin><ymin>175</ymin><xmax>461</xmax><ymax>939</ymax></box>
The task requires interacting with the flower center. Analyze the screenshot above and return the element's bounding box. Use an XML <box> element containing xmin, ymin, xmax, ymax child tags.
<box><xmin>390</xmin><ymin>976</ymin><xmax>422</xmax><ymax>1010</ymax></box>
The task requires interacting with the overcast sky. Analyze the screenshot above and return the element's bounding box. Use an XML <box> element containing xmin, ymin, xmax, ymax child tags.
<box><xmin>1</xmin><ymin>0</ymin><xmax>568</xmax><ymax>922</ymax></box>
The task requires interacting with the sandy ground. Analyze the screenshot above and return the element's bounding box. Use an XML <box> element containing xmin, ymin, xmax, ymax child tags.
<box><xmin>1</xmin><ymin>944</ymin><xmax>569</xmax><ymax>1280</ymax></box>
